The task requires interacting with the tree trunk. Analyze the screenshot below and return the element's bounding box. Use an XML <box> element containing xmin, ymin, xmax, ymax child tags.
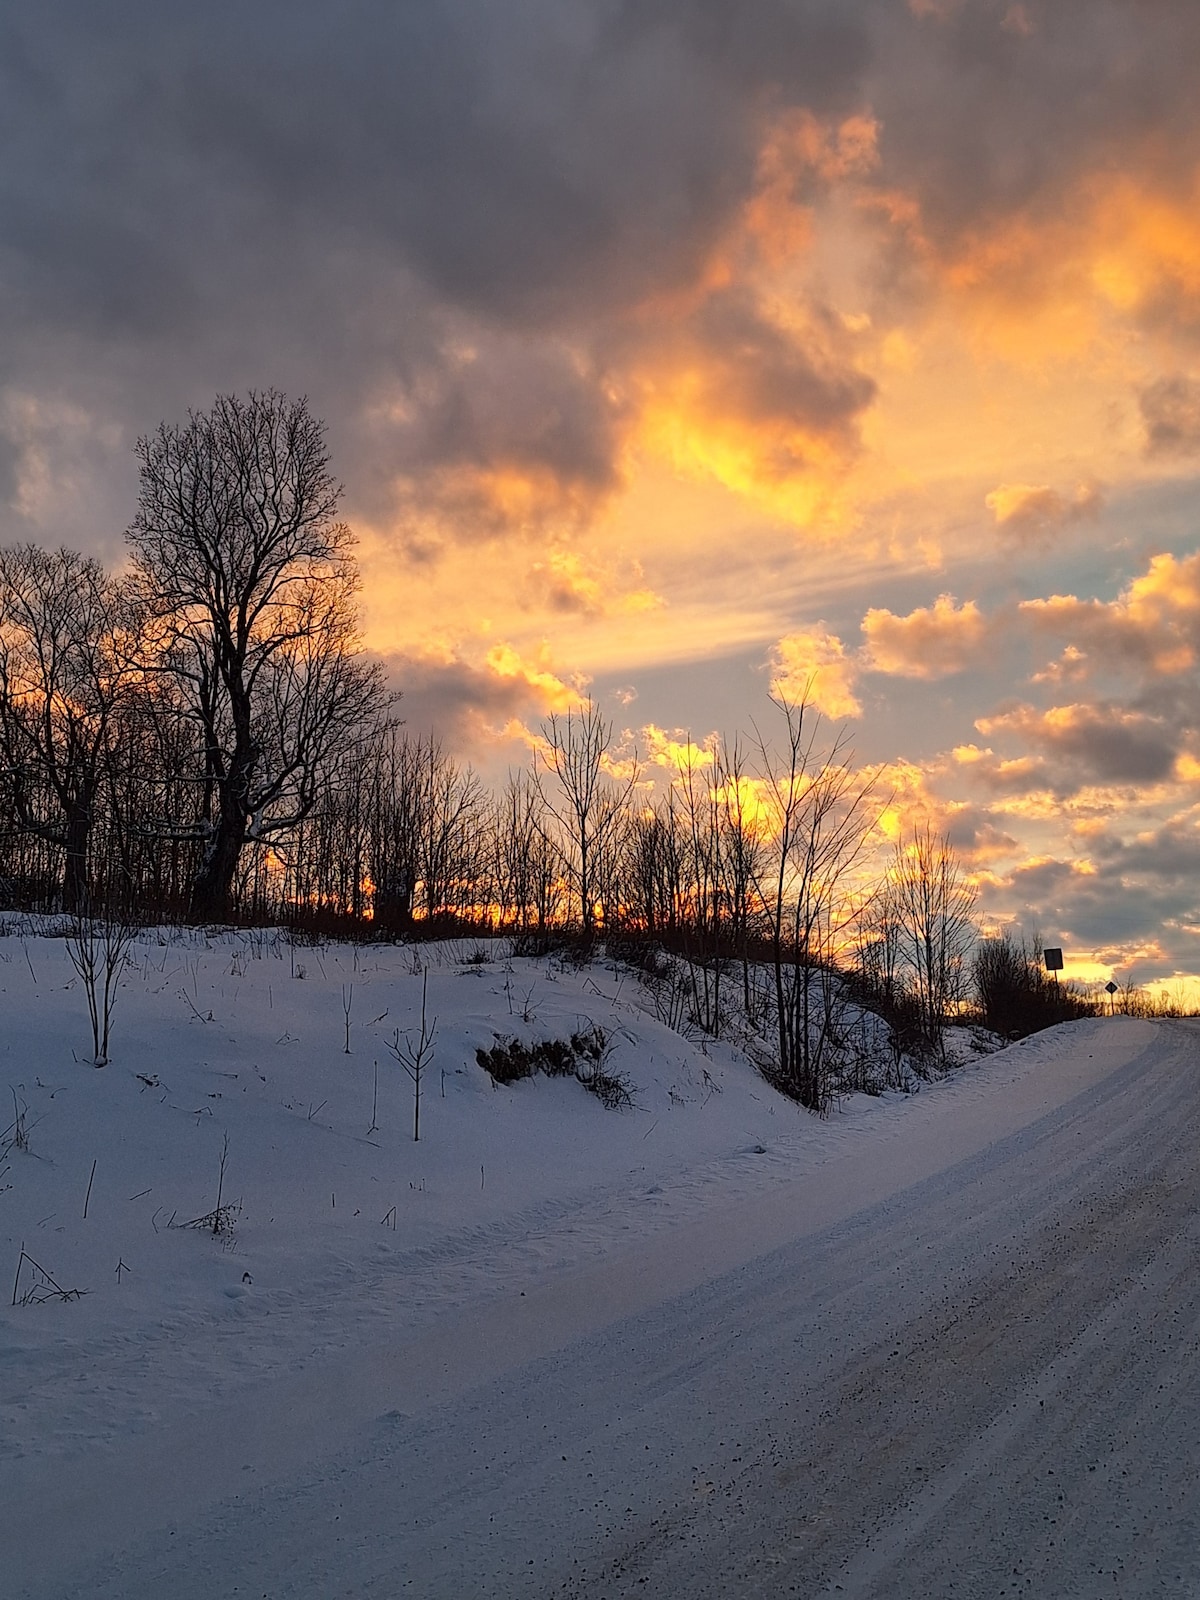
<box><xmin>190</xmin><ymin>747</ymin><xmax>253</xmax><ymax>922</ymax></box>
<box><xmin>62</xmin><ymin>787</ymin><xmax>95</xmax><ymax>916</ymax></box>
<box><xmin>189</xmin><ymin>810</ymin><xmax>248</xmax><ymax>922</ymax></box>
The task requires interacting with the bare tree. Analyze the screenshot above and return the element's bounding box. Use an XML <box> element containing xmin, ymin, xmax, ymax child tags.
<box><xmin>715</xmin><ymin>738</ymin><xmax>766</xmax><ymax>1020</ymax></box>
<box><xmin>364</xmin><ymin>731</ymin><xmax>486</xmax><ymax>932</ymax></box>
<box><xmin>675</xmin><ymin>741</ymin><xmax>727</xmax><ymax>1035</ymax></box>
<box><xmin>889</xmin><ymin>825</ymin><xmax>977</xmax><ymax>1060</ymax></box>
<box><xmin>386</xmin><ymin>970</ymin><xmax>438</xmax><ymax>1141</ymax></box>
<box><xmin>0</xmin><ymin>546</ymin><xmax>137</xmax><ymax>912</ymax></box>
<box><xmin>126</xmin><ymin>391</ymin><xmax>384</xmax><ymax>920</ymax></box>
<box><xmin>534</xmin><ymin>701</ymin><xmax>636</xmax><ymax>937</ymax></box>
<box><xmin>491</xmin><ymin>772</ymin><xmax>562</xmax><ymax>935</ymax></box>
<box><xmin>754</xmin><ymin>698</ymin><xmax>876</xmax><ymax>1112</ymax></box>
<box><xmin>621</xmin><ymin>798</ymin><xmax>686</xmax><ymax>940</ymax></box>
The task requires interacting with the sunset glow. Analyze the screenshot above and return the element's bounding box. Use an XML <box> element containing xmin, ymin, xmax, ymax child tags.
<box><xmin>2</xmin><ymin>1</ymin><xmax>1199</xmax><ymax>991</ymax></box>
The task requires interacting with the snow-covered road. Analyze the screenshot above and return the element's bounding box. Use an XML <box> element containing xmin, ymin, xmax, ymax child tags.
<box><xmin>10</xmin><ymin>1014</ymin><xmax>1200</xmax><ymax>1598</ymax></box>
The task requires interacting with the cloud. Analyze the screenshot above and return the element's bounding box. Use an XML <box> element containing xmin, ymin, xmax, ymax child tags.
<box><xmin>642</xmin><ymin>725</ymin><xmax>716</xmax><ymax>775</ymax></box>
<box><xmin>862</xmin><ymin>593</ymin><xmax>987</xmax><ymax>678</ymax></box>
<box><xmin>366</xmin><ymin>334</ymin><xmax>629</xmax><ymax>536</ymax></box>
<box><xmin>976</xmin><ymin>701</ymin><xmax>1178</xmax><ymax>785</ymax></box>
<box><xmin>1139</xmin><ymin>375</ymin><xmax>1200</xmax><ymax>457</ymax></box>
<box><xmin>1029</xmin><ymin>644</ymin><xmax>1089</xmax><ymax>686</ymax></box>
<box><xmin>1000</xmin><ymin>6</ymin><xmax>1036</xmax><ymax>39</ymax></box>
<box><xmin>867</xmin><ymin>4</ymin><xmax>1200</xmax><ymax>270</ymax></box>
<box><xmin>769</xmin><ymin>625</ymin><xmax>862</xmax><ymax>718</ymax></box>
<box><xmin>0</xmin><ymin>1</ymin><xmax>873</xmax><ymax>554</ymax></box>
<box><xmin>1093</xmin><ymin>816</ymin><xmax>1200</xmax><ymax>882</ymax></box>
<box><xmin>953</xmin><ymin>748</ymin><xmax>1055</xmax><ymax>798</ymax></box>
<box><xmin>976</xmin><ymin>816</ymin><xmax>1200</xmax><ymax>979</ymax></box>
<box><xmin>985</xmin><ymin>481</ymin><xmax>1102</xmax><ymax>537</ymax></box>
<box><xmin>526</xmin><ymin>550</ymin><xmax>663</xmax><ymax>620</ymax></box>
<box><xmin>631</xmin><ymin>285</ymin><xmax>876</xmax><ymax>526</ymax></box>
<box><xmin>1020</xmin><ymin>552</ymin><xmax>1200</xmax><ymax>678</ymax></box>
<box><xmin>381</xmin><ymin>639</ymin><xmax>578</xmax><ymax>754</ymax></box>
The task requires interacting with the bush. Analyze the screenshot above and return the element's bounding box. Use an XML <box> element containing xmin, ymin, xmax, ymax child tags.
<box><xmin>973</xmin><ymin>932</ymin><xmax>1097</xmax><ymax>1038</ymax></box>
<box><xmin>475</xmin><ymin>1026</ymin><xmax>633</xmax><ymax>1107</ymax></box>
<box><xmin>475</xmin><ymin>1037</ymin><xmax>539</xmax><ymax>1084</ymax></box>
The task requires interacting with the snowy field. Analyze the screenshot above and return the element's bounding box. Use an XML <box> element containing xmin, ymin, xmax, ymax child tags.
<box><xmin>0</xmin><ymin>924</ymin><xmax>1194</xmax><ymax>1597</ymax></box>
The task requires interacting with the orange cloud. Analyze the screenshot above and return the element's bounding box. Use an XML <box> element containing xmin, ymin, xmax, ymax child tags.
<box><xmin>1030</xmin><ymin>645</ymin><xmax>1089</xmax><ymax>686</ymax></box>
<box><xmin>1020</xmin><ymin>551</ymin><xmax>1200</xmax><ymax>677</ymax></box>
<box><xmin>631</xmin><ymin>285</ymin><xmax>875</xmax><ymax>530</ymax></box>
<box><xmin>529</xmin><ymin>550</ymin><xmax>664</xmax><ymax>619</ymax></box>
<box><xmin>1088</xmin><ymin>175</ymin><xmax>1200</xmax><ymax>320</ymax></box>
<box><xmin>985</xmin><ymin>481</ymin><xmax>1102</xmax><ymax>537</ymax></box>
<box><xmin>1000</xmin><ymin>5</ymin><xmax>1035</xmax><ymax>37</ymax></box>
<box><xmin>483</xmin><ymin>642</ymin><xmax>579</xmax><ymax>713</ymax></box>
<box><xmin>735</xmin><ymin>107</ymin><xmax>881</xmax><ymax>274</ymax></box>
<box><xmin>1140</xmin><ymin>375</ymin><xmax>1200</xmax><ymax>457</ymax></box>
<box><xmin>862</xmin><ymin>593</ymin><xmax>987</xmax><ymax>679</ymax></box>
<box><xmin>907</xmin><ymin>0</ymin><xmax>962</xmax><ymax>18</ymax></box>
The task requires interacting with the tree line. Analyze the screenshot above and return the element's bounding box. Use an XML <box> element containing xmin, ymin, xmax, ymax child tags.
<box><xmin>0</xmin><ymin>391</ymin><xmax>1102</xmax><ymax>1106</ymax></box>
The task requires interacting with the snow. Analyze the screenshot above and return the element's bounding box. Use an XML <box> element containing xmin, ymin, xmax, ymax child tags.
<box><xmin>0</xmin><ymin>921</ymin><xmax>1190</xmax><ymax>1597</ymax></box>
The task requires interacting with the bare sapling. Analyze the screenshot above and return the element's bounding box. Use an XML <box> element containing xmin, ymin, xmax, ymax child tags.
<box><xmin>386</xmin><ymin>970</ymin><xmax>438</xmax><ymax>1141</ymax></box>
<box><xmin>342</xmin><ymin>982</ymin><xmax>354</xmax><ymax>1053</ymax></box>
<box><xmin>66</xmin><ymin>886</ymin><xmax>136</xmax><ymax>1066</ymax></box>
<box><xmin>179</xmin><ymin>1133</ymin><xmax>237</xmax><ymax>1235</ymax></box>
<box><xmin>3</xmin><ymin>1087</ymin><xmax>30</xmax><ymax>1156</ymax></box>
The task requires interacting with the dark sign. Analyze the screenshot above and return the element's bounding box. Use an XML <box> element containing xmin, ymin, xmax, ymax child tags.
<box><xmin>1105</xmin><ymin>980</ymin><xmax>1118</xmax><ymax>995</ymax></box>
<box><xmin>1044</xmin><ymin>947</ymin><xmax>1064</xmax><ymax>971</ymax></box>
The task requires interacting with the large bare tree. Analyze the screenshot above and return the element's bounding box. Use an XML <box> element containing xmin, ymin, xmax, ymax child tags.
<box><xmin>127</xmin><ymin>391</ymin><xmax>383</xmax><ymax>920</ymax></box>
<box><xmin>0</xmin><ymin>544</ymin><xmax>136</xmax><ymax>911</ymax></box>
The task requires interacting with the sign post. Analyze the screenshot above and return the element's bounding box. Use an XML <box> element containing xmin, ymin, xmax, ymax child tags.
<box><xmin>1044</xmin><ymin>947</ymin><xmax>1063</xmax><ymax>986</ymax></box>
<box><xmin>1105</xmin><ymin>979</ymin><xmax>1118</xmax><ymax>1016</ymax></box>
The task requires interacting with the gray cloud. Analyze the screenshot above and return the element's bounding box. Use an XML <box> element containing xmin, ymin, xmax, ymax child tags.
<box><xmin>867</xmin><ymin>1</ymin><xmax>1200</xmax><ymax>254</ymax></box>
<box><xmin>380</xmin><ymin>649</ymin><xmax>557</xmax><ymax>756</ymax></box>
<box><xmin>4</xmin><ymin>0</ymin><xmax>1199</xmax><ymax>564</ymax></box>
<box><xmin>1140</xmin><ymin>375</ymin><xmax>1200</xmax><ymax>458</ymax></box>
<box><xmin>986</xmin><ymin>835</ymin><xmax>1200</xmax><ymax>979</ymax></box>
<box><xmin>978</xmin><ymin>701</ymin><xmax>1178</xmax><ymax>786</ymax></box>
<box><xmin>1093</xmin><ymin>820</ymin><xmax>1200</xmax><ymax>884</ymax></box>
<box><xmin>0</xmin><ymin>1</ymin><xmax>873</xmax><ymax>551</ymax></box>
<box><xmin>685</xmin><ymin>288</ymin><xmax>876</xmax><ymax>445</ymax></box>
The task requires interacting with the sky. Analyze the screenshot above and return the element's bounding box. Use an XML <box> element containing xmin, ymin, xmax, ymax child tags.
<box><xmin>2</xmin><ymin>0</ymin><xmax>1200</xmax><ymax>990</ymax></box>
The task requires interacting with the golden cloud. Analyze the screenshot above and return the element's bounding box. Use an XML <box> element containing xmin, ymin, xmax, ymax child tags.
<box><xmin>1088</xmin><ymin>175</ymin><xmax>1200</xmax><ymax>321</ymax></box>
<box><xmin>529</xmin><ymin>550</ymin><xmax>664</xmax><ymax>620</ymax></box>
<box><xmin>641</xmin><ymin>724</ymin><xmax>717</xmax><ymax>776</ymax></box>
<box><xmin>628</xmin><ymin>283</ymin><xmax>875</xmax><ymax>530</ymax></box>
<box><xmin>484</xmin><ymin>642</ymin><xmax>580</xmax><ymax>713</ymax></box>
<box><xmin>769</xmin><ymin>626</ymin><xmax>862</xmax><ymax>718</ymax></box>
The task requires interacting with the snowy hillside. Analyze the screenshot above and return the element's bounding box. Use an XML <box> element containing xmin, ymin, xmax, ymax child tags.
<box><xmin>2</xmin><ymin>921</ymin><xmax>1180</xmax><ymax>1598</ymax></box>
<box><xmin>0</xmin><ymin>923</ymin><xmax>913</xmax><ymax>1460</ymax></box>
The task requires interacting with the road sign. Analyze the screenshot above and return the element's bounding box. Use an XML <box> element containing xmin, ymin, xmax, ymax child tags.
<box><xmin>1044</xmin><ymin>948</ymin><xmax>1063</xmax><ymax>971</ymax></box>
<box><xmin>1105</xmin><ymin>981</ymin><xmax>1118</xmax><ymax>995</ymax></box>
